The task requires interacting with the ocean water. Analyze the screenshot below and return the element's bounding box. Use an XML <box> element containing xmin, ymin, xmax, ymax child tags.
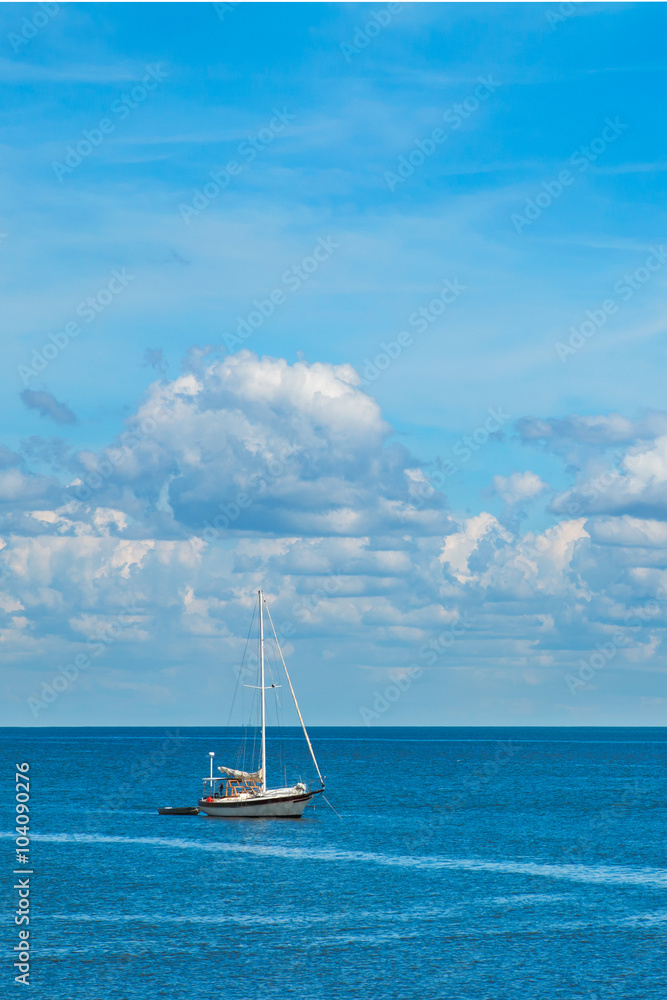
<box><xmin>2</xmin><ymin>726</ymin><xmax>666</xmax><ymax>999</ymax></box>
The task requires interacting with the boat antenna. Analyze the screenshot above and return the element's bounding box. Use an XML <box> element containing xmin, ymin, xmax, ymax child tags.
<box><xmin>259</xmin><ymin>589</ymin><xmax>267</xmax><ymax>792</ymax></box>
<box><xmin>263</xmin><ymin>598</ymin><xmax>325</xmax><ymax>789</ymax></box>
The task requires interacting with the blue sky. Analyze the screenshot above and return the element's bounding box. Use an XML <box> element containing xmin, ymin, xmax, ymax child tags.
<box><xmin>2</xmin><ymin>1</ymin><xmax>667</xmax><ymax>727</ymax></box>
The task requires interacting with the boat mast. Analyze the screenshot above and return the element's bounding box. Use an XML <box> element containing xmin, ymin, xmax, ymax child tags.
<box><xmin>264</xmin><ymin>600</ymin><xmax>325</xmax><ymax>789</ymax></box>
<box><xmin>259</xmin><ymin>589</ymin><xmax>267</xmax><ymax>792</ymax></box>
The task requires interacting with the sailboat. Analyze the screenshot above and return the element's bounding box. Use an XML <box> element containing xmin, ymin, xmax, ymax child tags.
<box><xmin>198</xmin><ymin>589</ymin><xmax>325</xmax><ymax>818</ymax></box>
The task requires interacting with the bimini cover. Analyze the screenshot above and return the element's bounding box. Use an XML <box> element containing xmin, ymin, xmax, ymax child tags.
<box><xmin>218</xmin><ymin>766</ymin><xmax>263</xmax><ymax>781</ymax></box>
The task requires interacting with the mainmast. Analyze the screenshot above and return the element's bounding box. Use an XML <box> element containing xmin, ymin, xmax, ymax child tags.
<box><xmin>264</xmin><ymin>599</ymin><xmax>325</xmax><ymax>789</ymax></box>
<box><xmin>259</xmin><ymin>589</ymin><xmax>267</xmax><ymax>792</ymax></box>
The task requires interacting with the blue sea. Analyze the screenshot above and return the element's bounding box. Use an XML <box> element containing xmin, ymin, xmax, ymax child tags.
<box><xmin>2</xmin><ymin>727</ymin><xmax>666</xmax><ymax>999</ymax></box>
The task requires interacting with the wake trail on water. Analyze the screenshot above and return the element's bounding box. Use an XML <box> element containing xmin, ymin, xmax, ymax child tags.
<box><xmin>5</xmin><ymin>830</ymin><xmax>667</xmax><ymax>889</ymax></box>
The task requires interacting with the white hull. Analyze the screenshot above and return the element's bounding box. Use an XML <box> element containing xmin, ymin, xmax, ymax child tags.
<box><xmin>196</xmin><ymin>590</ymin><xmax>327</xmax><ymax>821</ymax></box>
<box><xmin>199</xmin><ymin>789</ymin><xmax>319</xmax><ymax>818</ymax></box>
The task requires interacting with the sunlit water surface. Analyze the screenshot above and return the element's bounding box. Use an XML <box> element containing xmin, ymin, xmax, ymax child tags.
<box><xmin>1</xmin><ymin>726</ymin><xmax>665</xmax><ymax>999</ymax></box>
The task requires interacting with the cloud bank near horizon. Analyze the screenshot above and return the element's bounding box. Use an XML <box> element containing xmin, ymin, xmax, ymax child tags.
<box><xmin>2</xmin><ymin>350</ymin><xmax>667</xmax><ymax>727</ymax></box>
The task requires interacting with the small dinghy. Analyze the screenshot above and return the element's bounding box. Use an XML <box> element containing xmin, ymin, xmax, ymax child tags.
<box><xmin>157</xmin><ymin>806</ymin><xmax>200</xmax><ymax>816</ymax></box>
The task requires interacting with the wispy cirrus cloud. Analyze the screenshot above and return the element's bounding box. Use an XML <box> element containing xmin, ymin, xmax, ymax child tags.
<box><xmin>0</xmin><ymin>57</ymin><xmax>155</xmax><ymax>85</ymax></box>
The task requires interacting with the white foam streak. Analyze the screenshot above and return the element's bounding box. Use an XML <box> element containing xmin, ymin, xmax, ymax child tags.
<box><xmin>7</xmin><ymin>831</ymin><xmax>667</xmax><ymax>889</ymax></box>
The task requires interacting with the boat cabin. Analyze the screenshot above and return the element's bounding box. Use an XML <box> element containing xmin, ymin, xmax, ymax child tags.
<box><xmin>201</xmin><ymin>774</ymin><xmax>263</xmax><ymax>801</ymax></box>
